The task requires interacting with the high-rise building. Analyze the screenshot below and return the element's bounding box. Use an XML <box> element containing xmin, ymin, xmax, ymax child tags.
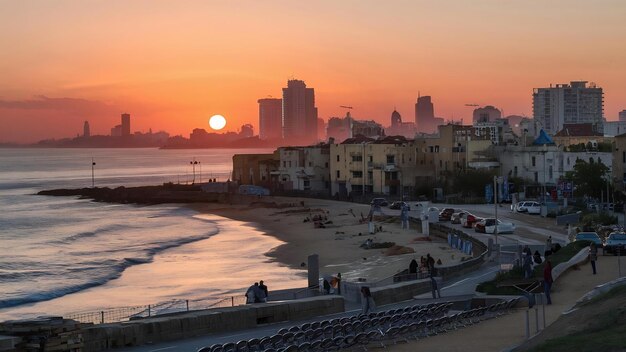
<box><xmin>391</xmin><ymin>109</ymin><xmax>402</xmax><ymax>127</ymax></box>
<box><xmin>532</xmin><ymin>81</ymin><xmax>604</xmax><ymax>135</ymax></box>
<box><xmin>415</xmin><ymin>95</ymin><xmax>436</xmax><ymax>133</ymax></box>
<box><xmin>282</xmin><ymin>79</ymin><xmax>318</xmax><ymax>144</ymax></box>
<box><xmin>619</xmin><ymin>110</ymin><xmax>626</xmax><ymax>122</ymax></box>
<box><xmin>83</xmin><ymin>121</ymin><xmax>90</xmax><ymax>137</ymax></box>
<box><xmin>317</xmin><ymin>118</ymin><xmax>326</xmax><ymax>141</ymax></box>
<box><xmin>258</xmin><ymin>98</ymin><xmax>282</xmax><ymax>140</ymax></box>
<box><xmin>472</xmin><ymin>106</ymin><xmax>502</xmax><ymax>124</ymax></box>
<box><xmin>121</xmin><ymin>113</ymin><xmax>131</xmax><ymax>136</ymax></box>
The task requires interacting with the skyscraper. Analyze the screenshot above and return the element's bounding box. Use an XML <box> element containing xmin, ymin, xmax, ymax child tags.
<box><xmin>282</xmin><ymin>79</ymin><xmax>318</xmax><ymax>144</ymax></box>
<box><xmin>258</xmin><ymin>98</ymin><xmax>283</xmax><ymax>140</ymax></box>
<box><xmin>415</xmin><ymin>95</ymin><xmax>436</xmax><ymax>133</ymax></box>
<box><xmin>121</xmin><ymin>113</ymin><xmax>131</xmax><ymax>137</ymax></box>
<box><xmin>533</xmin><ymin>81</ymin><xmax>604</xmax><ymax>134</ymax></box>
<box><xmin>391</xmin><ymin>109</ymin><xmax>402</xmax><ymax>127</ymax></box>
<box><xmin>83</xmin><ymin>121</ymin><xmax>90</xmax><ymax>137</ymax></box>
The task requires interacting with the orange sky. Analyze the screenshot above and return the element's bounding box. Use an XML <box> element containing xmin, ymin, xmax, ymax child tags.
<box><xmin>1</xmin><ymin>0</ymin><xmax>626</xmax><ymax>142</ymax></box>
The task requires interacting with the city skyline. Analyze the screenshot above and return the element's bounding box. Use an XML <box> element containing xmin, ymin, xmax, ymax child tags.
<box><xmin>2</xmin><ymin>1</ymin><xmax>626</xmax><ymax>142</ymax></box>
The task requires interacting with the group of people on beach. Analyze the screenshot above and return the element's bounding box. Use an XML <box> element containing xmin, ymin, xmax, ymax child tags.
<box><xmin>408</xmin><ymin>253</ymin><xmax>441</xmax><ymax>299</ymax></box>
<box><xmin>245</xmin><ymin>281</ymin><xmax>268</xmax><ymax>304</ymax></box>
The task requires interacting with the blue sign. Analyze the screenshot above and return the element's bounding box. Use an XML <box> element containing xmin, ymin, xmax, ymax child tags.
<box><xmin>485</xmin><ymin>184</ymin><xmax>493</xmax><ymax>203</ymax></box>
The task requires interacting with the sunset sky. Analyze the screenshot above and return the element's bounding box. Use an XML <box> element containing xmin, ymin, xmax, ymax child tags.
<box><xmin>1</xmin><ymin>0</ymin><xmax>626</xmax><ymax>142</ymax></box>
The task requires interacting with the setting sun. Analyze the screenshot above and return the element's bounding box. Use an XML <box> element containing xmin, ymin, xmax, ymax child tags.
<box><xmin>209</xmin><ymin>114</ymin><xmax>227</xmax><ymax>130</ymax></box>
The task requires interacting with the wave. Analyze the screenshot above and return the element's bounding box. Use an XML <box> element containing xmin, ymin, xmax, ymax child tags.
<box><xmin>0</xmin><ymin>226</ymin><xmax>220</xmax><ymax>310</ymax></box>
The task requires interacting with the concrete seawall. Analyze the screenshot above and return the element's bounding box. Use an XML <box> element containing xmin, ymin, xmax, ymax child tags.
<box><xmin>81</xmin><ymin>296</ymin><xmax>344</xmax><ymax>351</ymax></box>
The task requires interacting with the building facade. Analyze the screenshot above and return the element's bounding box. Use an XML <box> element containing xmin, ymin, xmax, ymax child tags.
<box><xmin>415</xmin><ymin>95</ymin><xmax>437</xmax><ymax>134</ymax></box>
<box><xmin>121</xmin><ymin>113</ymin><xmax>131</xmax><ymax>137</ymax></box>
<box><xmin>473</xmin><ymin>106</ymin><xmax>502</xmax><ymax>124</ymax></box>
<box><xmin>275</xmin><ymin>145</ymin><xmax>330</xmax><ymax>193</ymax></box>
<box><xmin>532</xmin><ymin>81</ymin><xmax>604</xmax><ymax>135</ymax></box>
<box><xmin>258</xmin><ymin>98</ymin><xmax>282</xmax><ymax>140</ymax></box>
<box><xmin>83</xmin><ymin>121</ymin><xmax>90</xmax><ymax>137</ymax></box>
<box><xmin>282</xmin><ymin>79</ymin><xmax>318</xmax><ymax>145</ymax></box>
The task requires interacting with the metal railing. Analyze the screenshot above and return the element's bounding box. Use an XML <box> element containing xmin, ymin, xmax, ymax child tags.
<box><xmin>64</xmin><ymin>295</ymin><xmax>248</xmax><ymax>325</ymax></box>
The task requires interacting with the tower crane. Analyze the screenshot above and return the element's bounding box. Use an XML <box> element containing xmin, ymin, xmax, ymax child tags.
<box><xmin>339</xmin><ymin>105</ymin><xmax>353</xmax><ymax>110</ymax></box>
<box><xmin>465</xmin><ymin>104</ymin><xmax>479</xmax><ymax>107</ymax></box>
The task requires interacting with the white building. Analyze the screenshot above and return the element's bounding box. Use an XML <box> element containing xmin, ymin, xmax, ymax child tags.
<box><xmin>274</xmin><ymin>145</ymin><xmax>330</xmax><ymax>193</ymax></box>
<box><xmin>603</xmin><ymin>120</ymin><xmax>626</xmax><ymax>137</ymax></box>
<box><xmin>533</xmin><ymin>81</ymin><xmax>604</xmax><ymax>135</ymax></box>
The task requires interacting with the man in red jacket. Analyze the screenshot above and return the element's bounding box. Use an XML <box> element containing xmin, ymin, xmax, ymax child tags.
<box><xmin>543</xmin><ymin>259</ymin><xmax>553</xmax><ymax>305</ymax></box>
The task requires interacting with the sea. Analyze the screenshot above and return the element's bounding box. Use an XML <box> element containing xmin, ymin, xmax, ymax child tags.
<box><xmin>0</xmin><ymin>148</ymin><xmax>307</xmax><ymax>321</ymax></box>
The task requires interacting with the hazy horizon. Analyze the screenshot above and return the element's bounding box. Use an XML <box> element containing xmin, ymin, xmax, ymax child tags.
<box><xmin>2</xmin><ymin>0</ymin><xmax>626</xmax><ymax>143</ymax></box>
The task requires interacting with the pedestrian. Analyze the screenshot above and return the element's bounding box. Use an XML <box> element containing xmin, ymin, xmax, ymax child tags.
<box><xmin>409</xmin><ymin>258</ymin><xmax>418</xmax><ymax>274</ymax></box>
<box><xmin>336</xmin><ymin>273</ymin><xmax>342</xmax><ymax>295</ymax></box>
<box><xmin>430</xmin><ymin>274</ymin><xmax>441</xmax><ymax>299</ymax></box>
<box><xmin>259</xmin><ymin>280</ymin><xmax>268</xmax><ymax>302</ymax></box>
<box><xmin>323</xmin><ymin>278</ymin><xmax>331</xmax><ymax>294</ymax></box>
<box><xmin>245</xmin><ymin>283</ymin><xmax>257</xmax><ymax>304</ymax></box>
<box><xmin>546</xmin><ymin>236</ymin><xmax>553</xmax><ymax>252</ymax></box>
<box><xmin>589</xmin><ymin>242</ymin><xmax>598</xmax><ymax>275</ymax></box>
<box><xmin>426</xmin><ymin>253</ymin><xmax>435</xmax><ymax>275</ymax></box>
<box><xmin>360</xmin><ymin>286</ymin><xmax>375</xmax><ymax>314</ymax></box>
<box><xmin>523</xmin><ymin>252</ymin><xmax>533</xmax><ymax>279</ymax></box>
<box><xmin>543</xmin><ymin>259</ymin><xmax>553</xmax><ymax>305</ymax></box>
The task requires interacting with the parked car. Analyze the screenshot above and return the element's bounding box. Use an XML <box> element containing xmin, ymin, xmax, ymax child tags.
<box><xmin>475</xmin><ymin>218</ymin><xmax>515</xmax><ymax>234</ymax></box>
<box><xmin>438</xmin><ymin>208</ymin><xmax>456</xmax><ymax>221</ymax></box>
<box><xmin>389</xmin><ymin>201</ymin><xmax>410</xmax><ymax>210</ymax></box>
<box><xmin>451</xmin><ymin>210</ymin><xmax>468</xmax><ymax>224</ymax></box>
<box><xmin>511</xmin><ymin>201</ymin><xmax>524</xmax><ymax>212</ymax></box>
<box><xmin>604</xmin><ymin>232</ymin><xmax>626</xmax><ymax>255</ymax></box>
<box><xmin>574</xmin><ymin>232</ymin><xmax>603</xmax><ymax>247</ymax></box>
<box><xmin>462</xmin><ymin>213</ymin><xmax>481</xmax><ymax>228</ymax></box>
<box><xmin>516</xmin><ymin>201</ymin><xmax>541</xmax><ymax>214</ymax></box>
<box><xmin>370</xmin><ymin>198</ymin><xmax>389</xmax><ymax>207</ymax></box>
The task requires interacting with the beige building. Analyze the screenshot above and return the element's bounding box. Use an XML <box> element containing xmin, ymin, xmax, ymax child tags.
<box><xmin>232</xmin><ymin>152</ymin><xmax>279</xmax><ymax>187</ymax></box>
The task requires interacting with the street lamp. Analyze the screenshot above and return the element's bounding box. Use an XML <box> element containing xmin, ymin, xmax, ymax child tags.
<box><xmin>494</xmin><ymin>176</ymin><xmax>503</xmax><ymax>245</ymax></box>
<box><xmin>190</xmin><ymin>158</ymin><xmax>199</xmax><ymax>184</ymax></box>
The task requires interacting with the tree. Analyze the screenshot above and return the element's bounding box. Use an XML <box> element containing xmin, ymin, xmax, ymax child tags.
<box><xmin>564</xmin><ymin>158</ymin><xmax>609</xmax><ymax>198</ymax></box>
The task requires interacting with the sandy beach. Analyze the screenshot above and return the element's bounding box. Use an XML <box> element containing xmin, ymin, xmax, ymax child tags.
<box><xmin>191</xmin><ymin>197</ymin><xmax>464</xmax><ymax>284</ymax></box>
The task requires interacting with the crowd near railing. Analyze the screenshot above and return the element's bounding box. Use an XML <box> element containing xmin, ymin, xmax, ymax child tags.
<box><xmin>65</xmin><ymin>296</ymin><xmax>247</xmax><ymax>325</ymax></box>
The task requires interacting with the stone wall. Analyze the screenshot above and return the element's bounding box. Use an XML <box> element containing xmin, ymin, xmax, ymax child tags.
<box><xmin>370</xmin><ymin>280</ymin><xmax>433</xmax><ymax>306</ymax></box>
<box><xmin>81</xmin><ymin>296</ymin><xmax>344</xmax><ymax>351</ymax></box>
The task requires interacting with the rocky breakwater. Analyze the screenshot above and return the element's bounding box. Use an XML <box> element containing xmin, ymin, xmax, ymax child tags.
<box><xmin>37</xmin><ymin>184</ymin><xmax>222</xmax><ymax>205</ymax></box>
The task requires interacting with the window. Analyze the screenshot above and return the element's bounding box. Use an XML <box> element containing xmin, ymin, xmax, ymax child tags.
<box><xmin>532</xmin><ymin>156</ymin><xmax>536</xmax><ymax>167</ymax></box>
<box><xmin>336</xmin><ymin>155</ymin><xmax>340</xmax><ymax>162</ymax></box>
<box><xmin>434</xmin><ymin>145</ymin><xmax>440</xmax><ymax>152</ymax></box>
<box><xmin>336</xmin><ymin>170</ymin><xmax>340</xmax><ymax>178</ymax></box>
<box><xmin>352</xmin><ymin>171</ymin><xmax>363</xmax><ymax>178</ymax></box>
<box><xmin>352</xmin><ymin>155</ymin><xmax>363</xmax><ymax>162</ymax></box>
<box><xmin>534</xmin><ymin>172</ymin><xmax>538</xmax><ymax>182</ymax></box>
<box><xmin>368</xmin><ymin>171</ymin><xmax>373</xmax><ymax>180</ymax></box>
<box><xmin>386</xmin><ymin>155</ymin><xmax>395</xmax><ymax>164</ymax></box>
<box><xmin>514</xmin><ymin>166</ymin><xmax>518</xmax><ymax>177</ymax></box>
<box><xmin>325</xmin><ymin>162</ymin><xmax>329</xmax><ymax>168</ymax></box>
<box><xmin>308</xmin><ymin>162</ymin><xmax>312</xmax><ymax>167</ymax></box>
<box><xmin>283</xmin><ymin>161</ymin><xmax>286</xmax><ymax>167</ymax></box>
<box><xmin>303</xmin><ymin>180</ymin><xmax>310</xmax><ymax>187</ymax></box>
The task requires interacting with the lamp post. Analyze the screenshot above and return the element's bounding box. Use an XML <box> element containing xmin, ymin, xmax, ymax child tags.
<box><xmin>494</xmin><ymin>176</ymin><xmax>503</xmax><ymax>245</ymax></box>
<box><xmin>190</xmin><ymin>158</ymin><xmax>199</xmax><ymax>184</ymax></box>
<box><xmin>91</xmin><ymin>158</ymin><xmax>96</xmax><ymax>188</ymax></box>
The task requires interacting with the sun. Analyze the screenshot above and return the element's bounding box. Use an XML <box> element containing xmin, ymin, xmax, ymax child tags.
<box><xmin>209</xmin><ymin>114</ymin><xmax>227</xmax><ymax>130</ymax></box>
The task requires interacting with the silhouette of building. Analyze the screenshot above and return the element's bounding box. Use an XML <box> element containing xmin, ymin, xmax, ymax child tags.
<box><xmin>111</xmin><ymin>125</ymin><xmax>122</xmax><ymax>137</ymax></box>
<box><xmin>415</xmin><ymin>95</ymin><xmax>437</xmax><ymax>134</ymax></box>
<box><xmin>258</xmin><ymin>98</ymin><xmax>282</xmax><ymax>140</ymax></box>
<box><xmin>282</xmin><ymin>79</ymin><xmax>318</xmax><ymax>144</ymax></box>
<box><xmin>391</xmin><ymin>109</ymin><xmax>402</xmax><ymax>127</ymax></box>
<box><xmin>317</xmin><ymin>118</ymin><xmax>326</xmax><ymax>141</ymax></box>
<box><xmin>533</xmin><ymin>81</ymin><xmax>604</xmax><ymax>135</ymax></box>
<box><xmin>83</xmin><ymin>121</ymin><xmax>90</xmax><ymax>138</ymax></box>
<box><xmin>121</xmin><ymin>113</ymin><xmax>131</xmax><ymax>137</ymax></box>
<box><xmin>240</xmin><ymin>124</ymin><xmax>254</xmax><ymax>138</ymax></box>
<box><xmin>387</xmin><ymin>109</ymin><xmax>417</xmax><ymax>138</ymax></box>
<box><xmin>473</xmin><ymin>106</ymin><xmax>502</xmax><ymax>124</ymax></box>
<box><xmin>327</xmin><ymin>113</ymin><xmax>353</xmax><ymax>143</ymax></box>
<box><xmin>619</xmin><ymin>110</ymin><xmax>626</xmax><ymax>122</ymax></box>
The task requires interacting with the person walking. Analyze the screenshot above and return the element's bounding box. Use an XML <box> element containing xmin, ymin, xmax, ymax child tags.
<box><xmin>543</xmin><ymin>259</ymin><xmax>553</xmax><ymax>305</ymax></box>
<box><xmin>409</xmin><ymin>258</ymin><xmax>418</xmax><ymax>275</ymax></box>
<box><xmin>245</xmin><ymin>283</ymin><xmax>257</xmax><ymax>304</ymax></box>
<box><xmin>336</xmin><ymin>273</ymin><xmax>342</xmax><ymax>295</ymax></box>
<box><xmin>589</xmin><ymin>242</ymin><xmax>598</xmax><ymax>275</ymax></box>
<box><xmin>360</xmin><ymin>286</ymin><xmax>375</xmax><ymax>314</ymax></box>
<box><xmin>259</xmin><ymin>280</ymin><xmax>268</xmax><ymax>302</ymax></box>
<box><xmin>546</xmin><ymin>236</ymin><xmax>553</xmax><ymax>253</ymax></box>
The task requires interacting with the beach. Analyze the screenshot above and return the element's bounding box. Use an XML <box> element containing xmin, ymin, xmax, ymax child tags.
<box><xmin>191</xmin><ymin>196</ymin><xmax>464</xmax><ymax>284</ymax></box>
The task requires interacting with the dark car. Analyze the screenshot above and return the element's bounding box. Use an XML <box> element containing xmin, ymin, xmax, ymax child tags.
<box><xmin>370</xmin><ymin>198</ymin><xmax>389</xmax><ymax>207</ymax></box>
<box><xmin>438</xmin><ymin>208</ymin><xmax>456</xmax><ymax>221</ymax></box>
<box><xmin>389</xmin><ymin>201</ymin><xmax>410</xmax><ymax>210</ymax></box>
<box><xmin>604</xmin><ymin>232</ymin><xmax>626</xmax><ymax>255</ymax></box>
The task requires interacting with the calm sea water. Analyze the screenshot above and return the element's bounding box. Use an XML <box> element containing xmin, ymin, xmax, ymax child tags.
<box><xmin>0</xmin><ymin>148</ymin><xmax>306</xmax><ymax>320</ymax></box>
